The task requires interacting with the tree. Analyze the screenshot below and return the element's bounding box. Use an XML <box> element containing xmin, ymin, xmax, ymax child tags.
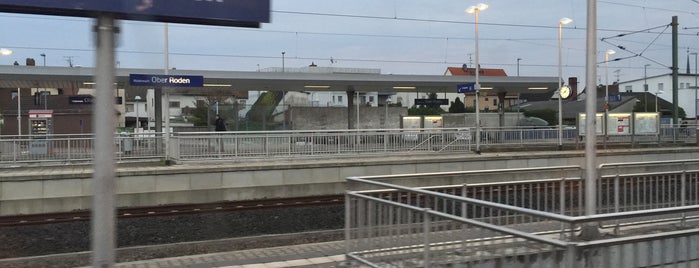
<box><xmin>632</xmin><ymin>97</ymin><xmax>686</xmax><ymax>119</ymax></box>
<box><xmin>187</xmin><ymin>90</ymin><xmax>241</xmax><ymax>128</ymax></box>
<box><xmin>522</xmin><ymin>109</ymin><xmax>557</xmax><ymax>125</ymax></box>
<box><xmin>449</xmin><ymin>97</ymin><xmax>467</xmax><ymax>113</ymax></box>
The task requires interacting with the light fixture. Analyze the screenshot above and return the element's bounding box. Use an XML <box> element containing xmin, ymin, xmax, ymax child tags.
<box><xmin>304</xmin><ymin>85</ymin><xmax>331</xmax><ymax>89</ymax></box>
<box><xmin>392</xmin><ymin>86</ymin><xmax>416</xmax><ymax>90</ymax></box>
<box><xmin>0</xmin><ymin>48</ymin><xmax>12</xmax><ymax>56</ymax></box>
<box><xmin>606</xmin><ymin>49</ymin><xmax>616</xmax><ymax>56</ymax></box>
<box><xmin>528</xmin><ymin>87</ymin><xmax>549</xmax><ymax>90</ymax></box>
<box><xmin>203</xmin><ymin>84</ymin><xmax>232</xmax><ymax>87</ymax></box>
<box><xmin>466</xmin><ymin>3</ymin><xmax>488</xmax><ymax>13</ymax></box>
<box><xmin>559</xmin><ymin>17</ymin><xmax>572</xmax><ymax>25</ymax></box>
<box><xmin>83</xmin><ymin>82</ymin><xmax>96</xmax><ymax>85</ymax></box>
<box><xmin>479</xmin><ymin>87</ymin><xmax>493</xmax><ymax>90</ymax></box>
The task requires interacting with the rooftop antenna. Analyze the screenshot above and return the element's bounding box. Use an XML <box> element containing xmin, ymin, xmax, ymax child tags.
<box><xmin>613</xmin><ymin>69</ymin><xmax>621</xmax><ymax>82</ymax></box>
<box><xmin>64</xmin><ymin>56</ymin><xmax>75</xmax><ymax>67</ymax></box>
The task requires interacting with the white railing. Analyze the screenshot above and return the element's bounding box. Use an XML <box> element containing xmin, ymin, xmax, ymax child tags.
<box><xmin>0</xmin><ymin>125</ymin><xmax>696</xmax><ymax>165</ymax></box>
<box><xmin>346</xmin><ymin>161</ymin><xmax>699</xmax><ymax>267</ymax></box>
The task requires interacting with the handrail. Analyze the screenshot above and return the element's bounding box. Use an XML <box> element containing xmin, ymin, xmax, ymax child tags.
<box><xmin>347</xmin><ymin>192</ymin><xmax>570</xmax><ymax>248</ymax></box>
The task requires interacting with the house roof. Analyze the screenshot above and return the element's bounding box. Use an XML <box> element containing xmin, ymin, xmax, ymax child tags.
<box><xmin>517</xmin><ymin>92</ymin><xmax>671</xmax><ymax>119</ymax></box>
<box><xmin>445</xmin><ymin>67</ymin><xmax>508</xmax><ymax>77</ymax></box>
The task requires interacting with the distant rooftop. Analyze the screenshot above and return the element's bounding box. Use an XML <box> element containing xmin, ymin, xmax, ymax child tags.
<box><xmin>445</xmin><ymin>66</ymin><xmax>508</xmax><ymax>77</ymax></box>
<box><xmin>260</xmin><ymin>66</ymin><xmax>381</xmax><ymax>74</ymax></box>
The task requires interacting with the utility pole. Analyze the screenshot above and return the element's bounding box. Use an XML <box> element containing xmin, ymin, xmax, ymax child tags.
<box><xmin>672</xmin><ymin>16</ymin><xmax>679</xmax><ymax>125</ymax></box>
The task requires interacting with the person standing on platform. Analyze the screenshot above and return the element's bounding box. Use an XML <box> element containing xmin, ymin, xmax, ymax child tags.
<box><xmin>214</xmin><ymin>114</ymin><xmax>227</xmax><ymax>131</ymax></box>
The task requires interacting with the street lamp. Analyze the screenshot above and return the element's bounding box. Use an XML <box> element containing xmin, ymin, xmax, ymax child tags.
<box><xmin>134</xmin><ymin>95</ymin><xmax>141</xmax><ymax>130</ymax></box>
<box><xmin>385</xmin><ymin>97</ymin><xmax>392</xmax><ymax>128</ymax></box>
<box><xmin>281</xmin><ymin>51</ymin><xmax>285</xmax><ymax>72</ymax></box>
<box><xmin>656</xmin><ymin>89</ymin><xmax>664</xmax><ymax>113</ymax></box>
<box><xmin>644</xmin><ymin>64</ymin><xmax>650</xmax><ymax>112</ymax></box>
<box><xmin>466</xmin><ymin>3</ymin><xmax>488</xmax><ymax>154</ymax></box>
<box><xmin>40</xmin><ymin>53</ymin><xmax>46</xmax><ymax>66</ymax></box>
<box><xmin>558</xmin><ymin>17</ymin><xmax>572</xmax><ymax>150</ymax></box>
<box><xmin>691</xmin><ymin>52</ymin><xmax>698</xmax><ymax>122</ymax></box>
<box><xmin>516</xmin><ymin>58</ymin><xmax>522</xmax><ymax>76</ymax></box>
<box><xmin>604</xmin><ymin>49</ymin><xmax>616</xmax><ymax>112</ymax></box>
<box><xmin>604</xmin><ymin>49</ymin><xmax>615</xmax><ymax>148</ymax></box>
<box><xmin>0</xmin><ymin>48</ymin><xmax>19</xmax><ymax>136</ymax></box>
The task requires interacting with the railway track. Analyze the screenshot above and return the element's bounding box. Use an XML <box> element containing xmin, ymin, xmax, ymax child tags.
<box><xmin>0</xmin><ymin>195</ymin><xmax>344</xmax><ymax>227</ymax></box>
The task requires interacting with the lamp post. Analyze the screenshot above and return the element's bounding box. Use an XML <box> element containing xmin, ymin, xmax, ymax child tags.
<box><xmin>281</xmin><ymin>51</ymin><xmax>285</xmax><ymax>72</ymax></box>
<box><xmin>644</xmin><ymin>64</ymin><xmax>650</xmax><ymax>112</ymax></box>
<box><xmin>385</xmin><ymin>97</ymin><xmax>392</xmax><ymax>128</ymax></box>
<box><xmin>516</xmin><ymin>58</ymin><xmax>521</xmax><ymax>76</ymax></box>
<box><xmin>558</xmin><ymin>17</ymin><xmax>572</xmax><ymax>150</ymax></box>
<box><xmin>604</xmin><ymin>49</ymin><xmax>615</xmax><ymax>148</ymax></box>
<box><xmin>40</xmin><ymin>53</ymin><xmax>46</xmax><ymax>66</ymax></box>
<box><xmin>134</xmin><ymin>96</ymin><xmax>141</xmax><ymax>130</ymax></box>
<box><xmin>466</xmin><ymin>3</ymin><xmax>488</xmax><ymax>154</ymax></box>
<box><xmin>691</xmin><ymin>52</ymin><xmax>698</xmax><ymax>122</ymax></box>
<box><xmin>1</xmin><ymin>48</ymin><xmax>18</xmax><ymax>136</ymax></box>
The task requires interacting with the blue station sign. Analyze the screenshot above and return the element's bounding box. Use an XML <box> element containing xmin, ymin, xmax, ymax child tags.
<box><xmin>457</xmin><ymin>83</ymin><xmax>476</xmax><ymax>93</ymax></box>
<box><xmin>129</xmin><ymin>74</ymin><xmax>204</xmax><ymax>87</ymax></box>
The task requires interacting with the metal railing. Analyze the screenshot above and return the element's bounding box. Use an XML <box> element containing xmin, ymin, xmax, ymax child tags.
<box><xmin>346</xmin><ymin>161</ymin><xmax>699</xmax><ymax>267</ymax></box>
<box><xmin>0</xmin><ymin>125</ymin><xmax>696</xmax><ymax>165</ymax></box>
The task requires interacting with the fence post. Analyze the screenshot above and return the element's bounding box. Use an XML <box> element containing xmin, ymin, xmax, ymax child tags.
<box><xmin>565</xmin><ymin>243</ymin><xmax>577</xmax><ymax>268</ymax></box>
<box><xmin>560</xmin><ymin>178</ymin><xmax>566</xmax><ymax>239</ymax></box>
<box><xmin>614</xmin><ymin>174</ymin><xmax>620</xmax><ymax>234</ymax></box>
<box><xmin>423</xmin><ymin>208</ymin><xmax>430</xmax><ymax>267</ymax></box>
<box><xmin>681</xmin><ymin>164</ymin><xmax>687</xmax><ymax>226</ymax></box>
<box><xmin>344</xmin><ymin>192</ymin><xmax>352</xmax><ymax>259</ymax></box>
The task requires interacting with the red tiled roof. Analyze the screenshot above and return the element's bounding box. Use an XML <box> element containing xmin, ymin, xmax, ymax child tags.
<box><xmin>445</xmin><ymin>67</ymin><xmax>508</xmax><ymax>76</ymax></box>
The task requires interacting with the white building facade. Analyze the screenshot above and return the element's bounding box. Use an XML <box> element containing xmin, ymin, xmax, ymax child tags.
<box><xmin>617</xmin><ymin>73</ymin><xmax>699</xmax><ymax>119</ymax></box>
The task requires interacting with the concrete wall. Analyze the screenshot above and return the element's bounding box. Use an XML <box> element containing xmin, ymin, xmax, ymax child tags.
<box><xmin>289</xmin><ymin>106</ymin><xmax>408</xmax><ymax>130</ymax></box>
<box><xmin>2</xmin><ymin>148</ymin><xmax>699</xmax><ymax>215</ymax></box>
<box><xmin>443</xmin><ymin>113</ymin><xmax>522</xmax><ymax>128</ymax></box>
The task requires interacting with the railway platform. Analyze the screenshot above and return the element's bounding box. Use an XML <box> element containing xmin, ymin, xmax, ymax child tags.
<box><xmin>109</xmin><ymin>240</ymin><xmax>348</xmax><ymax>268</ymax></box>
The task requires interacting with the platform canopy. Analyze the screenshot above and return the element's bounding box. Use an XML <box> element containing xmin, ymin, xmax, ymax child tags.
<box><xmin>0</xmin><ymin>65</ymin><xmax>559</xmax><ymax>95</ymax></box>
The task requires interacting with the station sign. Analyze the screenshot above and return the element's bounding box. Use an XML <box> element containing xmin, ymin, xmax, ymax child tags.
<box><xmin>129</xmin><ymin>74</ymin><xmax>204</xmax><ymax>87</ymax></box>
<box><xmin>0</xmin><ymin>0</ymin><xmax>269</xmax><ymax>27</ymax></box>
<box><xmin>608</xmin><ymin>94</ymin><xmax>622</xmax><ymax>102</ymax></box>
<box><xmin>69</xmin><ymin>95</ymin><xmax>123</xmax><ymax>105</ymax></box>
<box><xmin>415</xmin><ymin>99</ymin><xmax>449</xmax><ymax>106</ymax></box>
<box><xmin>457</xmin><ymin>83</ymin><xmax>476</xmax><ymax>93</ymax></box>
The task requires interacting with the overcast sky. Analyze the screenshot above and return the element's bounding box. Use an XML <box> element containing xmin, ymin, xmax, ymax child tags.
<box><xmin>0</xmin><ymin>0</ymin><xmax>698</xmax><ymax>90</ymax></box>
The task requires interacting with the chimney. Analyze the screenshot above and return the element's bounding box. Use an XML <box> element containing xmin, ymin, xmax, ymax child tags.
<box><xmin>569</xmin><ymin>77</ymin><xmax>578</xmax><ymax>100</ymax></box>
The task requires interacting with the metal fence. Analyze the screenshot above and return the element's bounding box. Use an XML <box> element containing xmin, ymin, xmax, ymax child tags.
<box><xmin>346</xmin><ymin>160</ymin><xmax>699</xmax><ymax>267</ymax></box>
<box><xmin>0</xmin><ymin>125</ymin><xmax>696</xmax><ymax>165</ymax></box>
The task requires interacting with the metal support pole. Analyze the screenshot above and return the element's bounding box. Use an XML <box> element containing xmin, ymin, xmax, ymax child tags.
<box><xmin>474</xmin><ymin>8</ymin><xmax>481</xmax><ymax>154</ymax></box>
<box><xmin>163</xmin><ymin>23</ymin><xmax>170</xmax><ymax>161</ymax></box>
<box><xmin>558</xmin><ymin>20</ymin><xmax>565</xmax><ymax>150</ymax></box>
<box><xmin>16</xmin><ymin>87</ymin><xmax>20</xmax><ymax>136</ymax></box>
<box><xmin>91</xmin><ymin>14</ymin><xmax>117</xmax><ymax>268</ymax></box>
<box><xmin>672</xmin><ymin>16</ymin><xmax>679</xmax><ymax>126</ymax></box>
<box><xmin>583</xmin><ymin>0</ymin><xmax>599</xmax><ymax>237</ymax></box>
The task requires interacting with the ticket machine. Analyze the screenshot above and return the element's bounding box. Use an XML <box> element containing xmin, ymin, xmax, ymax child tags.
<box><xmin>28</xmin><ymin>110</ymin><xmax>53</xmax><ymax>155</ymax></box>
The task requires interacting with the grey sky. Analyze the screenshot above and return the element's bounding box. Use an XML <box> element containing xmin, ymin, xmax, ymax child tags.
<box><xmin>0</xmin><ymin>0</ymin><xmax>697</xmax><ymax>90</ymax></box>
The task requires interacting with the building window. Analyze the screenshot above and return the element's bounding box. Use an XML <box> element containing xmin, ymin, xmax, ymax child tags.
<box><xmin>658</xmin><ymin>83</ymin><xmax>664</xmax><ymax>91</ymax></box>
<box><xmin>169</xmin><ymin>101</ymin><xmax>180</xmax><ymax>108</ymax></box>
<box><xmin>680</xmin><ymin>83</ymin><xmax>685</xmax><ymax>89</ymax></box>
<box><xmin>369</xmin><ymin>96</ymin><xmax>374</xmax><ymax>103</ymax></box>
<box><xmin>126</xmin><ymin>104</ymin><xmax>135</xmax><ymax>112</ymax></box>
<box><xmin>338</xmin><ymin>96</ymin><xmax>343</xmax><ymax>103</ymax></box>
<box><xmin>625</xmin><ymin>85</ymin><xmax>632</xmax><ymax>92</ymax></box>
<box><xmin>493</xmin><ymin>99</ymin><xmax>497</xmax><ymax>106</ymax></box>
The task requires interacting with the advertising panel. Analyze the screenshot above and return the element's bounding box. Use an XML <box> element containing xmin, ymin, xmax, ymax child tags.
<box><xmin>607</xmin><ymin>113</ymin><xmax>632</xmax><ymax>135</ymax></box>
<box><xmin>0</xmin><ymin>0</ymin><xmax>269</xmax><ymax>27</ymax></box>
<box><xmin>634</xmin><ymin>113</ymin><xmax>660</xmax><ymax>135</ymax></box>
<box><xmin>578</xmin><ymin>113</ymin><xmax>604</xmax><ymax>136</ymax></box>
